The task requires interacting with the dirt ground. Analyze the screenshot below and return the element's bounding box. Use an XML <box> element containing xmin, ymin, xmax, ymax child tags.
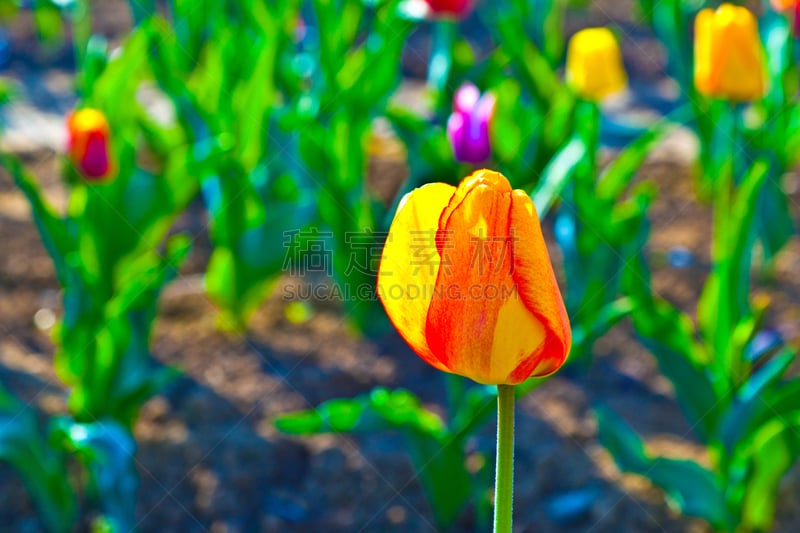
<box><xmin>2</xmin><ymin>1</ymin><xmax>800</xmax><ymax>532</ymax></box>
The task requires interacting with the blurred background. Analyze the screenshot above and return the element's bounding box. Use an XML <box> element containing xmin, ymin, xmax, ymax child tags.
<box><xmin>1</xmin><ymin>1</ymin><xmax>799</xmax><ymax>532</ymax></box>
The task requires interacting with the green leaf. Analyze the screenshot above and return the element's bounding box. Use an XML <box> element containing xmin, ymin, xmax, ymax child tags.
<box><xmin>717</xmin><ymin>350</ymin><xmax>795</xmax><ymax>454</ymax></box>
<box><xmin>756</xmin><ymin>175</ymin><xmax>793</xmax><ymax>262</ymax></box>
<box><xmin>737</xmin><ymin>420</ymin><xmax>798</xmax><ymax>531</ymax></box>
<box><xmin>1</xmin><ymin>154</ymin><xmax>74</xmax><ymax>285</ymax></box>
<box><xmin>33</xmin><ymin>0</ymin><xmax>64</xmax><ymax>45</ymax></box>
<box><xmin>623</xmin><ymin>259</ymin><xmax>719</xmax><ymax>437</ymax></box>
<box><xmin>0</xmin><ymin>391</ymin><xmax>76</xmax><ymax>533</ymax></box>
<box><xmin>407</xmin><ymin>431</ymin><xmax>472</xmax><ymax>530</ymax></box>
<box><xmin>274</xmin><ymin>387</ymin><xmax>445</xmax><ymax>437</ymax></box>
<box><xmin>596</xmin><ymin>406</ymin><xmax>732</xmax><ymax>530</ymax></box>
<box><xmin>598</xmin><ymin>121</ymin><xmax>672</xmax><ymax>201</ymax></box>
<box><xmin>698</xmin><ymin>161</ymin><xmax>768</xmax><ymax>382</ymax></box>
<box><xmin>531</xmin><ymin>136</ymin><xmax>586</xmax><ymax>217</ymax></box>
<box><xmin>490</xmin><ymin>79</ymin><xmax>525</xmax><ymax>162</ymax></box>
<box><xmin>50</xmin><ymin>418</ymin><xmax>139</xmax><ymax>532</ymax></box>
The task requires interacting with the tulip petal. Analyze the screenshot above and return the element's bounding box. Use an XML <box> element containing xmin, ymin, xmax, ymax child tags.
<box><xmin>81</xmin><ymin>133</ymin><xmax>111</xmax><ymax>179</ymax></box>
<box><xmin>694</xmin><ymin>9</ymin><xmax>715</xmax><ymax>96</ymax></box>
<box><xmin>425</xmin><ymin>170</ymin><xmax>548</xmax><ymax>384</ymax></box>
<box><xmin>378</xmin><ymin>182</ymin><xmax>456</xmax><ymax>372</ymax></box>
<box><xmin>717</xmin><ymin>5</ymin><xmax>764</xmax><ymax>101</ymax></box>
<box><xmin>453</xmin><ymin>82</ymin><xmax>480</xmax><ymax>116</ymax></box>
<box><xmin>507</xmin><ymin>191</ymin><xmax>571</xmax><ymax>380</ymax></box>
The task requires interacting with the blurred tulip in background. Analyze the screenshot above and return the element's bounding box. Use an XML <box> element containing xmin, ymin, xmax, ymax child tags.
<box><xmin>694</xmin><ymin>4</ymin><xmax>765</xmax><ymax>101</ymax></box>
<box><xmin>565</xmin><ymin>27</ymin><xmax>627</xmax><ymax>101</ymax></box>
<box><xmin>447</xmin><ymin>82</ymin><xmax>496</xmax><ymax>164</ymax></box>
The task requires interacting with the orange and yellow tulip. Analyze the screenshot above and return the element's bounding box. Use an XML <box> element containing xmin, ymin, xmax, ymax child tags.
<box><xmin>67</xmin><ymin>108</ymin><xmax>113</xmax><ymax>181</ymax></box>
<box><xmin>565</xmin><ymin>28</ymin><xmax>627</xmax><ymax>101</ymax></box>
<box><xmin>377</xmin><ymin>170</ymin><xmax>571</xmax><ymax>385</ymax></box>
<box><xmin>694</xmin><ymin>4</ymin><xmax>766</xmax><ymax>102</ymax></box>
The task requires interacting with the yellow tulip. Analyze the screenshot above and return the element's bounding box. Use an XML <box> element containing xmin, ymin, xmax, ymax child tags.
<box><xmin>377</xmin><ymin>170</ymin><xmax>571</xmax><ymax>385</ymax></box>
<box><xmin>694</xmin><ymin>4</ymin><xmax>766</xmax><ymax>102</ymax></box>
<box><xmin>566</xmin><ymin>28</ymin><xmax>627</xmax><ymax>101</ymax></box>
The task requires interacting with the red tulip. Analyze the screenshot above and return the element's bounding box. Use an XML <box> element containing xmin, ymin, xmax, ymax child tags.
<box><xmin>67</xmin><ymin>108</ymin><xmax>113</xmax><ymax>181</ymax></box>
<box><xmin>424</xmin><ymin>0</ymin><xmax>474</xmax><ymax>19</ymax></box>
<box><xmin>377</xmin><ymin>170</ymin><xmax>571</xmax><ymax>385</ymax></box>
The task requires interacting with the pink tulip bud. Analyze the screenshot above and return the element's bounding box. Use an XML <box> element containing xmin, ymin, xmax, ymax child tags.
<box><xmin>447</xmin><ymin>83</ymin><xmax>495</xmax><ymax>165</ymax></box>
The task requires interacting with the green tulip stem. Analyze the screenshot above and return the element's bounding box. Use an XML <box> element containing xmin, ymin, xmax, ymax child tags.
<box><xmin>493</xmin><ymin>384</ymin><xmax>515</xmax><ymax>533</ymax></box>
<box><xmin>427</xmin><ymin>20</ymin><xmax>458</xmax><ymax>109</ymax></box>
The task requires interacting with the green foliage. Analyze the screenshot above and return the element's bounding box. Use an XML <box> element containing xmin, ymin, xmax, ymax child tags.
<box><xmin>599</xmin><ymin>160</ymin><xmax>800</xmax><ymax>532</ymax></box>
<box><xmin>0</xmin><ymin>388</ymin><xmax>76</xmax><ymax>533</ymax></box>
<box><xmin>638</xmin><ymin>0</ymin><xmax>797</xmax><ymax>261</ymax></box>
<box><xmin>146</xmin><ymin>0</ymin><xmax>410</xmax><ymax>334</ymax></box>
<box><xmin>50</xmin><ymin>418</ymin><xmax>139</xmax><ymax>532</ymax></box>
<box><xmin>276</xmin><ymin>377</ymin><xmax>543</xmax><ymax>530</ymax></box>
<box><xmin>1</xmin><ymin>14</ymin><xmax>199</xmax><ymax>532</ymax></box>
<box><xmin>596</xmin><ymin>406</ymin><xmax>732</xmax><ymax>529</ymax></box>
<box><xmin>0</xmin><ymin>385</ymin><xmax>139</xmax><ymax>533</ymax></box>
<box><xmin>550</xmin><ymin>102</ymin><xmax>667</xmax><ymax>366</ymax></box>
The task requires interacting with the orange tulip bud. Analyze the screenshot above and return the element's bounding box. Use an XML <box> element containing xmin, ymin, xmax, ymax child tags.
<box><xmin>67</xmin><ymin>108</ymin><xmax>113</xmax><ymax>181</ymax></box>
<box><xmin>694</xmin><ymin>4</ymin><xmax>766</xmax><ymax>102</ymax></box>
<box><xmin>377</xmin><ymin>170</ymin><xmax>571</xmax><ymax>385</ymax></box>
<box><xmin>565</xmin><ymin>28</ymin><xmax>628</xmax><ymax>101</ymax></box>
<box><xmin>770</xmin><ymin>0</ymin><xmax>796</xmax><ymax>11</ymax></box>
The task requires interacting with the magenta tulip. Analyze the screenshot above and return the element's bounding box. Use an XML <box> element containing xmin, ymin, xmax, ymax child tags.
<box><xmin>447</xmin><ymin>83</ymin><xmax>495</xmax><ymax>165</ymax></box>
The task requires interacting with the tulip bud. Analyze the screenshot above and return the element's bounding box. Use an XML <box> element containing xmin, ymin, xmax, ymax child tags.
<box><xmin>377</xmin><ymin>170</ymin><xmax>571</xmax><ymax>385</ymax></box>
<box><xmin>67</xmin><ymin>108</ymin><xmax>113</xmax><ymax>181</ymax></box>
<box><xmin>771</xmin><ymin>0</ymin><xmax>795</xmax><ymax>10</ymax></box>
<box><xmin>423</xmin><ymin>0</ymin><xmax>474</xmax><ymax>19</ymax></box>
<box><xmin>770</xmin><ymin>0</ymin><xmax>800</xmax><ymax>34</ymax></box>
<box><xmin>694</xmin><ymin>4</ymin><xmax>766</xmax><ymax>102</ymax></box>
<box><xmin>447</xmin><ymin>83</ymin><xmax>495</xmax><ymax>165</ymax></box>
<box><xmin>565</xmin><ymin>28</ymin><xmax>627</xmax><ymax>101</ymax></box>
<box><xmin>793</xmin><ymin>2</ymin><xmax>800</xmax><ymax>34</ymax></box>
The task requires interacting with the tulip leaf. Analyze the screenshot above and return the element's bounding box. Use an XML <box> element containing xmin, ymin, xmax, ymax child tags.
<box><xmin>491</xmin><ymin>79</ymin><xmax>525</xmax><ymax>163</ymax></box>
<box><xmin>736</xmin><ymin>420</ymin><xmax>800</xmax><ymax>532</ymax></box>
<box><xmin>755</xmin><ymin>175</ymin><xmax>794</xmax><ymax>262</ymax></box>
<box><xmin>406</xmin><ymin>430</ymin><xmax>473</xmax><ymax>530</ymax></box>
<box><xmin>532</xmin><ymin>136</ymin><xmax>587</xmax><ymax>217</ymax></box>
<box><xmin>480</xmin><ymin>0</ymin><xmax>561</xmax><ymax>106</ymax></box>
<box><xmin>623</xmin><ymin>258</ymin><xmax>719</xmax><ymax>438</ymax></box>
<box><xmin>739</xmin><ymin>377</ymin><xmax>800</xmax><ymax>441</ymax></box>
<box><xmin>0</xmin><ymin>388</ymin><xmax>76</xmax><ymax>533</ymax></box>
<box><xmin>275</xmin><ymin>386</ymin><xmax>481</xmax><ymax>530</ymax></box>
<box><xmin>697</xmin><ymin>161</ymin><xmax>768</xmax><ymax>375</ymax></box>
<box><xmin>597</xmin><ymin>120</ymin><xmax>672</xmax><ymax>201</ymax></box>
<box><xmin>595</xmin><ymin>406</ymin><xmax>732</xmax><ymax>530</ymax></box>
<box><xmin>50</xmin><ymin>418</ymin><xmax>139</xmax><ymax>533</ymax></box>
<box><xmin>1</xmin><ymin>154</ymin><xmax>75</xmax><ymax>285</ymax></box>
<box><xmin>717</xmin><ymin>350</ymin><xmax>795</xmax><ymax>455</ymax></box>
<box><xmin>274</xmin><ymin>387</ymin><xmax>445</xmax><ymax>437</ymax></box>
